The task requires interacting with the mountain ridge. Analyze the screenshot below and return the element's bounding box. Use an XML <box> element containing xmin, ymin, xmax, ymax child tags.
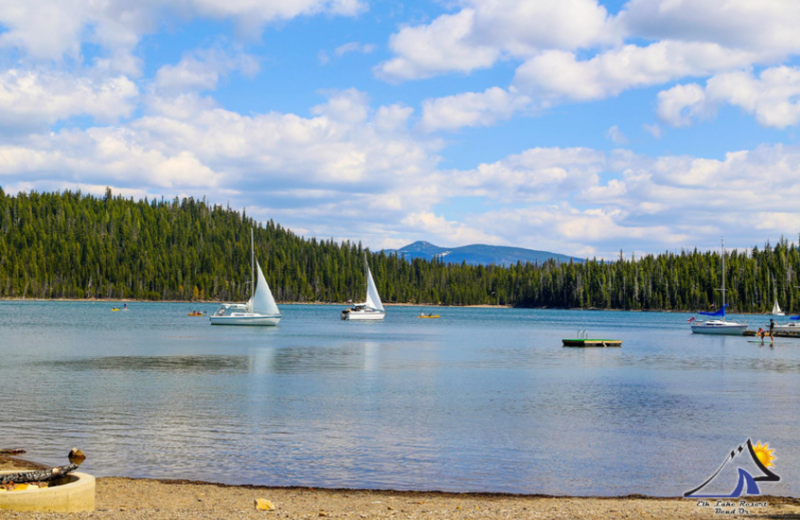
<box><xmin>385</xmin><ymin>241</ymin><xmax>582</xmax><ymax>266</ymax></box>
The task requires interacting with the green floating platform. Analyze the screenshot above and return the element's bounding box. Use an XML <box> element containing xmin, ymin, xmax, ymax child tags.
<box><xmin>562</xmin><ymin>339</ymin><xmax>622</xmax><ymax>348</ymax></box>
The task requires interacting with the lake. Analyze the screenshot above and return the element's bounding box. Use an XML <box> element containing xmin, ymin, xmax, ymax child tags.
<box><xmin>1</xmin><ymin>301</ymin><xmax>798</xmax><ymax>497</ymax></box>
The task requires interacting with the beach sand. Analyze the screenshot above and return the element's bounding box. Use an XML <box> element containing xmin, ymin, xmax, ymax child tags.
<box><xmin>3</xmin><ymin>456</ymin><xmax>799</xmax><ymax>519</ymax></box>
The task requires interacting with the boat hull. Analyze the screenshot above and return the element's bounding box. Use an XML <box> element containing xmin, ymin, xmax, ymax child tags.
<box><xmin>341</xmin><ymin>310</ymin><xmax>385</xmax><ymax>321</ymax></box>
<box><xmin>691</xmin><ymin>322</ymin><xmax>747</xmax><ymax>335</ymax></box>
<box><xmin>209</xmin><ymin>314</ymin><xmax>281</xmax><ymax>326</ymax></box>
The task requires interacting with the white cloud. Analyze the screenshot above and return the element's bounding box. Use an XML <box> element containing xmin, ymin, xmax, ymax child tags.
<box><xmin>0</xmin><ymin>0</ymin><xmax>365</xmax><ymax>66</ymax></box>
<box><xmin>375</xmin><ymin>10</ymin><xmax>500</xmax><ymax>81</ymax></box>
<box><xmin>513</xmin><ymin>41</ymin><xmax>758</xmax><ymax>103</ymax></box>
<box><xmin>658</xmin><ymin>67</ymin><xmax>800</xmax><ymax>129</ymax></box>
<box><xmin>642</xmin><ymin>123</ymin><xmax>662</xmax><ymax>139</ymax></box>
<box><xmin>335</xmin><ymin>42</ymin><xmax>376</xmax><ymax>57</ymax></box>
<box><xmin>605</xmin><ymin>125</ymin><xmax>628</xmax><ymax>145</ymax></box>
<box><xmin>402</xmin><ymin>211</ymin><xmax>500</xmax><ymax>245</ymax></box>
<box><xmin>618</xmin><ymin>0</ymin><xmax>800</xmax><ymax>59</ymax></box>
<box><xmin>419</xmin><ymin>87</ymin><xmax>530</xmax><ymax>132</ymax></box>
<box><xmin>155</xmin><ymin>48</ymin><xmax>259</xmax><ymax>95</ymax></box>
<box><xmin>0</xmin><ymin>69</ymin><xmax>138</xmax><ymax>132</ymax></box>
<box><xmin>376</xmin><ymin>0</ymin><xmax>615</xmax><ymax>82</ymax></box>
<box><xmin>446</xmin><ymin>147</ymin><xmax>607</xmax><ymax>204</ymax></box>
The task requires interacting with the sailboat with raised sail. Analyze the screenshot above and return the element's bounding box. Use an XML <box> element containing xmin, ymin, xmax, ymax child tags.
<box><xmin>210</xmin><ymin>230</ymin><xmax>281</xmax><ymax>326</ymax></box>
<box><xmin>772</xmin><ymin>300</ymin><xmax>785</xmax><ymax>316</ymax></box>
<box><xmin>690</xmin><ymin>239</ymin><xmax>746</xmax><ymax>335</ymax></box>
<box><xmin>341</xmin><ymin>255</ymin><xmax>385</xmax><ymax>321</ymax></box>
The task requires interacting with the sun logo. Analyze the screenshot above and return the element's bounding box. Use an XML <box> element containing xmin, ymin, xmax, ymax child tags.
<box><xmin>752</xmin><ymin>442</ymin><xmax>776</xmax><ymax>468</ymax></box>
<box><xmin>684</xmin><ymin>439</ymin><xmax>781</xmax><ymax>498</ymax></box>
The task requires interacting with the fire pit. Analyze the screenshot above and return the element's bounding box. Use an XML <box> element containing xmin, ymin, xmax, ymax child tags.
<box><xmin>0</xmin><ymin>470</ymin><xmax>95</xmax><ymax>512</ymax></box>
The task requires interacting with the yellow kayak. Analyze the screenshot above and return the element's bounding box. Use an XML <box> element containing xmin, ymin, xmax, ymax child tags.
<box><xmin>417</xmin><ymin>314</ymin><xmax>440</xmax><ymax>319</ymax></box>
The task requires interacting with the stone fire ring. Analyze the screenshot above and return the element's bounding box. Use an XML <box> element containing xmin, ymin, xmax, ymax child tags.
<box><xmin>0</xmin><ymin>470</ymin><xmax>95</xmax><ymax>512</ymax></box>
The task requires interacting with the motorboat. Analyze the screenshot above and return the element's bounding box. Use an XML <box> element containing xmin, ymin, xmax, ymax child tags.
<box><xmin>775</xmin><ymin>315</ymin><xmax>800</xmax><ymax>332</ymax></box>
<box><xmin>210</xmin><ymin>230</ymin><xmax>281</xmax><ymax>326</ymax></box>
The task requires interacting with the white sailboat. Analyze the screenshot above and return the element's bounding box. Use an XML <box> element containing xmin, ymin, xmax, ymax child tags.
<box><xmin>210</xmin><ymin>230</ymin><xmax>281</xmax><ymax>326</ymax></box>
<box><xmin>690</xmin><ymin>239</ymin><xmax>746</xmax><ymax>335</ymax></box>
<box><xmin>772</xmin><ymin>300</ymin><xmax>785</xmax><ymax>316</ymax></box>
<box><xmin>341</xmin><ymin>256</ymin><xmax>385</xmax><ymax>321</ymax></box>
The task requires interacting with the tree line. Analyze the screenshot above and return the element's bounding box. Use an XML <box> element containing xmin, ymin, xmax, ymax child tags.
<box><xmin>0</xmin><ymin>187</ymin><xmax>797</xmax><ymax>314</ymax></box>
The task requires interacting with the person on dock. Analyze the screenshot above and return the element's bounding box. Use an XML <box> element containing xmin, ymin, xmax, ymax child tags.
<box><xmin>769</xmin><ymin>319</ymin><xmax>775</xmax><ymax>345</ymax></box>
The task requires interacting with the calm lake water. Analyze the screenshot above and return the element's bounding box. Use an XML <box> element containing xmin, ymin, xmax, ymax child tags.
<box><xmin>1</xmin><ymin>301</ymin><xmax>798</xmax><ymax>496</ymax></box>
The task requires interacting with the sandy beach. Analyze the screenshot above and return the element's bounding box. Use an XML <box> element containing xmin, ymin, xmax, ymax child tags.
<box><xmin>3</xmin><ymin>455</ymin><xmax>799</xmax><ymax>519</ymax></box>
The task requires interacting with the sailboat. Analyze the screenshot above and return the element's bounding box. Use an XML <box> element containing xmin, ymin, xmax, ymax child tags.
<box><xmin>690</xmin><ymin>239</ymin><xmax>746</xmax><ymax>335</ymax></box>
<box><xmin>209</xmin><ymin>230</ymin><xmax>281</xmax><ymax>326</ymax></box>
<box><xmin>341</xmin><ymin>256</ymin><xmax>385</xmax><ymax>321</ymax></box>
<box><xmin>772</xmin><ymin>300</ymin><xmax>785</xmax><ymax>316</ymax></box>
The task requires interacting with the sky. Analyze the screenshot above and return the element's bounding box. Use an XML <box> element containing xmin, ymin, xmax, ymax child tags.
<box><xmin>2</xmin><ymin>0</ymin><xmax>800</xmax><ymax>259</ymax></box>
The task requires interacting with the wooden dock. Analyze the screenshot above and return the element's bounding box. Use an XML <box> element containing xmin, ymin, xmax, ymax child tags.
<box><xmin>562</xmin><ymin>339</ymin><xmax>622</xmax><ymax>348</ymax></box>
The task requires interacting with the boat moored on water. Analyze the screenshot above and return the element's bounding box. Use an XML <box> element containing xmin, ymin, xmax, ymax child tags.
<box><xmin>210</xmin><ymin>230</ymin><xmax>281</xmax><ymax>326</ymax></box>
<box><xmin>773</xmin><ymin>300</ymin><xmax>785</xmax><ymax>316</ymax></box>
<box><xmin>342</xmin><ymin>256</ymin><xmax>385</xmax><ymax>321</ymax></box>
<box><xmin>690</xmin><ymin>239</ymin><xmax>746</xmax><ymax>336</ymax></box>
<box><xmin>774</xmin><ymin>314</ymin><xmax>800</xmax><ymax>332</ymax></box>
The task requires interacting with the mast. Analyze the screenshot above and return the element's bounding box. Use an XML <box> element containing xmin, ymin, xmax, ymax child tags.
<box><xmin>721</xmin><ymin>238</ymin><xmax>726</xmax><ymax>318</ymax></box>
<box><xmin>251</xmin><ymin>229</ymin><xmax>255</xmax><ymax>299</ymax></box>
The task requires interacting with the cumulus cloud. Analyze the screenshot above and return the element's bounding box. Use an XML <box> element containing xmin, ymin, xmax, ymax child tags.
<box><xmin>617</xmin><ymin>0</ymin><xmax>800</xmax><ymax>59</ymax></box>
<box><xmin>0</xmin><ymin>0</ymin><xmax>365</xmax><ymax>66</ymax></box>
<box><xmin>657</xmin><ymin>66</ymin><xmax>800</xmax><ymax>129</ymax></box>
<box><xmin>375</xmin><ymin>9</ymin><xmax>499</xmax><ymax>81</ymax></box>
<box><xmin>376</xmin><ymin>0</ymin><xmax>614</xmax><ymax>82</ymax></box>
<box><xmin>0</xmin><ymin>69</ymin><xmax>138</xmax><ymax>132</ymax></box>
<box><xmin>419</xmin><ymin>87</ymin><xmax>530</xmax><ymax>132</ymax></box>
<box><xmin>513</xmin><ymin>41</ymin><xmax>758</xmax><ymax>103</ymax></box>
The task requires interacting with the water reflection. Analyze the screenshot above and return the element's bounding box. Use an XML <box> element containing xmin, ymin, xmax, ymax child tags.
<box><xmin>39</xmin><ymin>355</ymin><xmax>251</xmax><ymax>373</ymax></box>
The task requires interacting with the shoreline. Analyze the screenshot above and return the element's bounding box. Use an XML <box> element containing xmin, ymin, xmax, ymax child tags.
<box><xmin>0</xmin><ymin>297</ymin><xmax>789</xmax><ymax>315</ymax></box>
<box><xmin>3</xmin><ymin>457</ymin><xmax>800</xmax><ymax>519</ymax></box>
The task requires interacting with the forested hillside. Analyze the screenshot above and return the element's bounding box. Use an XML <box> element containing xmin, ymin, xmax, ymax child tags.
<box><xmin>0</xmin><ymin>187</ymin><xmax>798</xmax><ymax>313</ymax></box>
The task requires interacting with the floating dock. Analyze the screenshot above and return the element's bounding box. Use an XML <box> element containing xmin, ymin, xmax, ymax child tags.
<box><xmin>744</xmin><ymin>330</ymin><xmax>800</xmax><ymax>338</ymax></box>
<box><xmin>562</xmin><ymin>339</ymin><xmax>622</xmax><ymax>348</ymax></box>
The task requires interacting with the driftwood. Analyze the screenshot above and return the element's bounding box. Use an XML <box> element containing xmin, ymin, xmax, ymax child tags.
<box><xmin>0</xmin><ymin>449</ymin><xmax>26</xmax><ymax>455</ymax></box>
<box><xmin>0</xmin><ymin>464</ymin><xmax>78</xmax><ymax>485</ymax></box>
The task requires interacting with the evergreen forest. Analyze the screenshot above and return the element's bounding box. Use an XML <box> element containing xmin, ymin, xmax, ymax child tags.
<box><xmin>0</xmin><ymin>187</ymin><xmax>798</xmax><ymax>314</ymax></box>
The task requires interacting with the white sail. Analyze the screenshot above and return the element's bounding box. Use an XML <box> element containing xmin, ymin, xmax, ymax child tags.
<box><xmin>253</xmin><ymin>260</ymin><xmax>281</xmax><ymax>316</ymax></box>
<box><xmin>364</xmin><ymin>263</ymin><xmax>384</xmax><ymax>312</ymax></box>
<box><xmin>773</xmin><ymin>300</ymin><xmax>784</xmax><ymax>316</ymax></box>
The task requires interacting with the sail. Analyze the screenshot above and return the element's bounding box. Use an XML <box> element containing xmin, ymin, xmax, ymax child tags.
<box><xmin>773</xmin><ymin>300</ymin><xmax>783</xmax><ymax>315</ymax></box>
<box><xmin>364</xmin><ymin>263</ymin><xmax>384</xmax><ymax>312</ymax></box>
<box><xmin>252</xmin><ymin>260</ymin><xmax>281</xmax><ymax>316</ymax></box>
<box><xmin>699</xmin><ymin>305</ymin><xmax>726</xmax><ymax>317</ymax></box>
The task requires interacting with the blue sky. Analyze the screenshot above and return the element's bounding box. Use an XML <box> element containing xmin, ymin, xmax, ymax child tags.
<box><xmin>2</xmin><ymin>0</ymin><xmax>800</xmax><ymax>259</ymax></box>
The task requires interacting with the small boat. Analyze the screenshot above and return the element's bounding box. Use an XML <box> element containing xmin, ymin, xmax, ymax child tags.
<box><xmin>775</xmin><ymin>315</ymin><xmax>800</xmax><ymax>332</ymax></box>
<box><xmin>111</xmin><ymin>307</ymin><xmax>120</xmax><ymax>312</ymax></box>
<box><xmin>417</xmin><ymin>312</ymin><xmax>440</xmax><ymax>319</ymax></box>
<box><xmin>209</xmin><ymin>230</ymin><xmax>281</xmax><ymax>326</ymax></box>
<box><xmin>341</xmin><ymin>255</ymin><xmax>385</xmax><ymax>321</ymax></box>
<box><xmin>690</xmin><ymin>239</ymin><xmax>746</xmax><ymax>336</ymax></box>
<box><xmin>188</xmin><ymin>311</ymin><xmax>204</xmax><ymax>317</ymax></box>
<box><xmin>772</xmin><ymin>300</ymin><xmax>785</xmax><ymax>316</ymax></box>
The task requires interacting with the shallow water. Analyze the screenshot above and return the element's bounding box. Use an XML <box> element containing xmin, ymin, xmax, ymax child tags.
<box><xmin>1</xmin><ymin>301</ymin><xmax>798</xmax><ymax>496</ymax></box>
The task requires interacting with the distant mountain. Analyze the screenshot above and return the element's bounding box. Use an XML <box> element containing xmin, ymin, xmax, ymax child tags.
<box><xmin>385</xmin><ymin>241</ymin><xmax>582</xmax><ymax>266</ymax></box>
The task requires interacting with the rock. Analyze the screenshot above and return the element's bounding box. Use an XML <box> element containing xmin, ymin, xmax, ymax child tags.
<box><xmin>255</xmin><ymin>498</ymin><xmax>275</xmax><ymax>511</ymax></box>
<box><xmin>68</xmin><ymin>448</ymin><xmax>86</xmax><ymax>465</ymax></box>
